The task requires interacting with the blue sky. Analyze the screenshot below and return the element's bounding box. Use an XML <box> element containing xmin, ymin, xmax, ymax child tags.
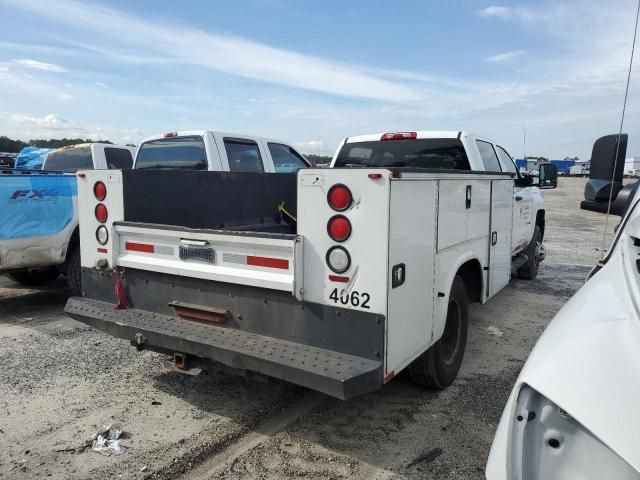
<box><xmin>1</xmin><ymin>0</ymin><xmax>639</xmax><ymax>159</ymax></box>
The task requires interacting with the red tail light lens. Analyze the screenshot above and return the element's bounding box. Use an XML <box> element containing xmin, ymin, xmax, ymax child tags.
<box><xmin>95</xmin><ymin>204</ymin><xmax>108</xmax><ymax>223</ymax></box>
<box><xmin>93</xmin><ymin>181</ymin><xmax>107</xmax><ymax>201</ymax></box>
<box><xmin>327</xmin><ymin>184</ymin><xmax>352</xmax><ymax>211</ymax></box>
<box><xmin>327</xmin><ymin>215</ymin><xmax>351</xmax><ymax>242</ymax></box>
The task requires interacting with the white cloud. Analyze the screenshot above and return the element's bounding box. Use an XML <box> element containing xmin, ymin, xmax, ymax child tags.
<box><xmin>12</xmin><ymin>58</ymin><xmax>66</xmax><ymax>72</ymax></box>
<box><xmin>487</xmin><ymin>50</ymin><xmax>526</xmax><ymax>63</ymax></box>
<box><xmin>293</xmin><ymin>139</ymin><xmax>328</xmax><ymax>152</ymax></box>
<box><xmin>4</xmin><ymin>0</ymin><xmax>423</xmax><ymax>101</ymax></box>
<box><xmin>478</xmin><ymin>6</ymin><xmax>516</xmax><ymax>20</ymax></box>
<box><xmin>12</xmin><ymin>113</ymin><xmax>74</xmax><ymax>129</ymax></box>
<box><xmin>92</xmin><ymin>82</ymin><xmax>109</xmax><ymax>88</ymax></box>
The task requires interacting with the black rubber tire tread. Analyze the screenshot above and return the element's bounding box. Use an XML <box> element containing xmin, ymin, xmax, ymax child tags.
<box><xmin>409</xmin><ymin>275</ymin><xmax>469</xmax><ymax>390</ymax></box>
<box><xmin>517</xmin><ymin>224</ymin><xmax>542</xmax><ymax>280</ymax></box>
<box><xmin>66</xmin><ymin>246</ymin><xmax>81</xmax><ymax>296</ymax></box>
<box><xmin>8</xmin><ymin>268</ymin><xmax>60</xmax><ymax>286</ymax></box>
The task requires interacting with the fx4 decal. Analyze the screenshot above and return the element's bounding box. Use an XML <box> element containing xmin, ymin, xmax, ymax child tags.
<box><xmin>8</xmin><ymin>189</ymin><xmax>60</xmax><ymax>201</ymax></box>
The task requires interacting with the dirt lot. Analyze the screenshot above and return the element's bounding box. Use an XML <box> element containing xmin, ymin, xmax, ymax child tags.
<box><xmin>0</xmin><ymin>177</ymin><xmax>616</xmax><ymax>479</ymax></box>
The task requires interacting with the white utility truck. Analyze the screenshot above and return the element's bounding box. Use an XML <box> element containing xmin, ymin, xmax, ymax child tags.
<box><xmin>64</xmin><ymin>131</ymin><xmax>556</xmax><ymax>399</ymax></box>
<box><xmin>1</xmin><ymin>143</ymin><xmax>135</xmax><ymax>293</ymax></box>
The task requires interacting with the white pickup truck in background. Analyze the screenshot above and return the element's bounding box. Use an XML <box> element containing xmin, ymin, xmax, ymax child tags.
<box><xmin>0</xmin><ymin>143</ymin><xmax>135</xmax><ymax>293</ymax></box>
<box><xmin>133</xmin><ymin>130</ymin><xmax>312</xmax><ymax>172</ymax></box>
<box><xmin>64</xmin><ymin>131</ymin><xmax>557</xmax><ymax>399</ymax></box>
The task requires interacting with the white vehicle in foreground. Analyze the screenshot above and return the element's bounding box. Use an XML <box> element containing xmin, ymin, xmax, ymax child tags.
<box><xmin>486</xmin><ymin>137</ymin><xmax>640</xmax><ymax>478</ymax></box>
<box><xmin>64</xmin><ymin>131</ymin><xmax>556</xmax><ymax>399</ymax></box>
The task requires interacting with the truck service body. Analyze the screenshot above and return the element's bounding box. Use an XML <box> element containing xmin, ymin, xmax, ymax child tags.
<box><xmin>65</xmin><ymin>131</ymin><xmax>553</xmax><ymax>399</ymax></box>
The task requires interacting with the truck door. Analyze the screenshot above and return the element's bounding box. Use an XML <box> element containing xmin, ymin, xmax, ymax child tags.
<box><xmin>496</xmin><ymin>145</ymin><xmax>533</xmax><ymax>254</ymax></box>
<box><xmin>488</xmin><ymin>179</ymin><xmax>513</xmax><ymax>297</ymax></box>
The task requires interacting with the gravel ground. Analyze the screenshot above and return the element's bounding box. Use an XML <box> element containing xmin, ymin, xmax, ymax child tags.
<box><xmin>0</xmin><ymin>178</ymin><xmax>616</xmax><ymax>479</ymax></box>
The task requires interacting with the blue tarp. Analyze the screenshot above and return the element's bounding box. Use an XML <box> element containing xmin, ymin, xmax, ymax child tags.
<box><xmin>0</xmin><ymin>174</ymin><xmax>76</xmax><ymax>240</ymax></box>
<box><xmin>15</xmin><ymin>146</ymin><xmax>53</xmax><ymax>170</ymax></box>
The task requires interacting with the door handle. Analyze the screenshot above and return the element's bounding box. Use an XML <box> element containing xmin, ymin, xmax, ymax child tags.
<box><xmin>466</xmin><ymin>185</ymin><xmax>472</xmax><ymax>209</ymax></box>
<box><xmin>492</xmin><ymin>231</ymin><xmax>498</xmax><ymax>246</ymax></box>
<box><xmin>515</xmin><ymin>195</ymin><xmax>523</xmax><ymax>201</ymax></box>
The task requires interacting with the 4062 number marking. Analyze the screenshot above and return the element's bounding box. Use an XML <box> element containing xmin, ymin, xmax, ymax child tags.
<box><xmin>329</xmin><ymin>288</ymin><xmax>371</xmax><ymax>309</ymax></box>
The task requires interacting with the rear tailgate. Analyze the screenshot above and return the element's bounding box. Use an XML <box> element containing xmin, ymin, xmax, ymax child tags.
<box><xmin>113</xmin><ymin>222</ymin><xmax>302</xmax><ymax>296</ymax></box>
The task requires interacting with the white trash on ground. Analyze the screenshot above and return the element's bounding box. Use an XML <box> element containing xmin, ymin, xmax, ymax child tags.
<box><xmin>91</xmin><ymin>425</ymin><xmax>126</xmax><ymax>456</ymax></box>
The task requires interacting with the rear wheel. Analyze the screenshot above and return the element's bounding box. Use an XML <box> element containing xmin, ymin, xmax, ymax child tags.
<box><xmin>66</xmin><ymin>246</ymin><xmax>81</xmax><ymax>296</ymax></box>
<box><xmin>517</xmin><ymin>225</ymin><xmax>542</xmax><ymax>280</ymax></box>
<box><xmin>8</xmin><ymin>267</ymin><xmax>60</xmax><ymax>287</ymax></box>
<box><xmin>409</xmin><ymin>275</ymin><xmax>469</xmax><ymax>390</ymax></box>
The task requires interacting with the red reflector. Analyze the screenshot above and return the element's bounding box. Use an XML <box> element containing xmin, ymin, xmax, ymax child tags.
<box><xmin>125</xmin><ymin>242</ymin><xmax>154</xmax><ymax>253</ymax></box>
<box><xmin>163</xmin><ymin>132</ymin><xmax>178</xmax><ymax>138</ymax></box>
<box><xmin>95</xmin><ymin>203</ymin><xmax>108</xmax><ymax>223</ymax></box>
<box><xmin>368</xmin><ymin>173</ymin><xmax>382</xmax><ymax>179</ymax></box>
<box><xmin>327</xmin><ymin>184</ymin><xmax>352</xmax><ymax>211</ymax></box>
<box><xmin>174</xmin><ymin>308</ymin><xmax>228</xmax><ymax>324</ymax></box>
<box><xmin>93</xmin><ymin>181</ymin><xmax>107</xmax><ymax>201</ymax></box>
<box><xmin>380</xmin><ymin>131</ymin><xmax>417</xmax><ymax>141</ymax></box>
<box><xmin>97</xmin><ymin>247</ymin><xmax>108</xmax><ymax>253</ymax></box>
<box><xmin>384</xmin><ymin>371</ymin><xmax>396</xmax><ymax>383</ymax></box>
<box><xmin>247</xmin><ymin>256</ymin><xmax>289</xmax><ymax>269</ymax></box>
<box><xmin>327</xmin><ymin>215</ymin><xmax>351</xmax><ymax>242</ymax></box>
<box><xmin>328</xmin><ymin>275</ymin><xmax>349</xmax><ymax>283</ymax></box>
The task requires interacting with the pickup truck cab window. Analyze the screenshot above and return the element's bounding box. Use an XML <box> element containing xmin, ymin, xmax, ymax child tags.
<box><xmin>224</xmin><ymin>138</ymin><xmax>264</xmax><ymax>173</ymax></box>
<box><xmin>105</xmin><ymin>147</ymin><xmax>133</xmax><ymax>169</ymax></box>
<box><xmin>44</xmin><ymin>146</ymin><xmax>93</xmax><ymax>172</ymax></box>
<box><xmin>268</xmin><ymin>142</ymin><xmax>308</xmax><ymax>173</ymax></box>
<box><xmin>475</xmin><ymin>140</ymin><xmax>502</xmax><ymax>172</ymax></box>
<box><xmin>136</xmin><ymin>136</ymin><xmax>207</xmax><ymax>170</ymax></box>
<box><xmin>495</xmin><ymin>145</ymin><xmax>518</xmax><ymax>174</ymax></box>
<box><xmin>334</xmin><ymin>138</ymin><xmax>470</xmax><ymax>170</ymax></box>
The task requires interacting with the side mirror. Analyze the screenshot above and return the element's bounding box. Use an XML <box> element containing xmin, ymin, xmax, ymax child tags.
<box><xmin>538</xmin><ymin>163</ymin><xmax>558</xmax><ymax>189</ymax></box>
<box><xmin>515</xmin><ymin>174</ymin><xmax>534</xmax><ymax>188</ymax></box>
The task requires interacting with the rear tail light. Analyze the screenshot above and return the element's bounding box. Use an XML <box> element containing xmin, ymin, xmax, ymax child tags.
<box><xmin>96</xmin><ymin>225</ymin><xmax>108</xmax><ymax>245</ymax></box>
<box><xmin>326</xmin><ymin>246</ymin><xmax>351</xmax><ymax>273</ymax></box>
<box><xmin>327</xmin><ymin>215</ymin><xmax>351</xmax><ymax>242</ymax></box>
<box><xmin>95</xmin><ymin>204</ymin><xmax>108</xmax><ymax>223</ymax></box>
<box><xmin>93</xmin><ymin>181</ymin><xmax>107</xmax><ymax>201</ymax></box>
<box><xmin>163</xmin><ymin>132</ymin><xmax>178</xmax><ymax>138</ymax></box>
<box><xmin>380</xmin><ymin>131</ymin><xmax>417</xmax><ymax>141</ymax></box>
<box><xmin>327</xmin><ymin>184</ymin><xmax>352</xmax><ymax>211</ymax></box>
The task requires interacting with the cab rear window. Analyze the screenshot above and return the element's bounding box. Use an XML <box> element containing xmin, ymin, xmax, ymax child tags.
<box><xmin>44</xmin><ymin>147</ymin><xmax>93</xmax><ymax>172</ymax></box>
<box><xmin>333</xmin><ymin>138</ymin><xmax>470</xmax><ymax>170</ymax></box>
<box><xmin>135</xmin><ymin>136</ymin><xmax>207</xmax><ymax>170</ymax></box>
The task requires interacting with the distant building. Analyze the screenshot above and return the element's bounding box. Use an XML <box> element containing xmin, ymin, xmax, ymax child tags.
<box><xmin>515</xmin><ymin>158</ymin><xmax>577</xmax><ymax>174</ymax></box>
<box><xmin>624</xmin><ymin>157</ymin><xmax>640</xmax><ymax>176</ymax></box>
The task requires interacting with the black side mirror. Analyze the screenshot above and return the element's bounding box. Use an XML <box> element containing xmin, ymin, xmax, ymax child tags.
<box><xmin>516</xmin><ymin>174</ymin><xmax>534</xmax><ymax>187</ymax></box>
<box><xmin>538</xmin><ymin>163</ymin><xmax>558</xmax><ymax>189</ymax></box>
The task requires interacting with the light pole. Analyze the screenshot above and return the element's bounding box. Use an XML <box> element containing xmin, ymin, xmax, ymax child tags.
<box><xmin>522</xmin><ymin>125</ymin><xmax>526</xmax><ymax>162</ymax></box>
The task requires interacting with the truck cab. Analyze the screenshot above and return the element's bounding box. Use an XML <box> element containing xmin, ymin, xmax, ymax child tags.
<box><xmin>133</xmin><ymin>131</ymin><xmax>310</xmax><ymax>173</ymax></box>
